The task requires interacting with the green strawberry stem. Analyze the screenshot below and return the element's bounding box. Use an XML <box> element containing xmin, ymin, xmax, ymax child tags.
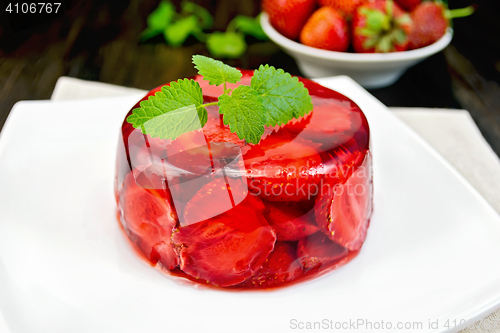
<box><xmin>446</xmin><ymin>5</ymin><xmax>475</xmax><ymax>20</ymax></box>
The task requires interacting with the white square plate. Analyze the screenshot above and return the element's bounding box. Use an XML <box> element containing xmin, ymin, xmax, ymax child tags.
<box><xmin>1</xmin><ymin>77</ymin><xmax>500</xmax><ymax>333</ymax></box>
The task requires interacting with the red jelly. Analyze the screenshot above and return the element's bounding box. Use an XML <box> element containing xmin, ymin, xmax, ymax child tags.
<box><xmin>115</xmin><ymin>70</ymin><xmax>372</xmax><ymax>289</ymax></box>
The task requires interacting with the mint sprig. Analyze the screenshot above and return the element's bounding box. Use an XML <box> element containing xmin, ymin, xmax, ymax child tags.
<box><xmin>127</xmin><ymin>55</ymin><xmax>313</xmax><ymax>144</ymax></box>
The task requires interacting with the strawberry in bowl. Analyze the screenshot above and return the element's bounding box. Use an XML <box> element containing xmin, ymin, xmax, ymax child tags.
<box><xmin>115</xmin><ymin>56</ymin><xmax>373</xmax><ymax>289</ymax></box>
<box><xmin>260</xmin><ymin>0</ymin><xmax>473</xmax><ymax>88</ymax></box>
<box><xmin>352</xmin><ymin>0</ymin><xmax>412</xmax><ymax>53</ymax></box>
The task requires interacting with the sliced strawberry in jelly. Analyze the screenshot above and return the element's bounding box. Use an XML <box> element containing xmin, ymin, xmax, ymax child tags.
<box><xmin>281</xmin><ymin>112</ymin><xmax>312</xmax><ymax>135</ymax></box>
<box><xmin>258</xmin><ymin>112</ymin><xmax>312</xmax><ymax>141</ymax></box>
<box><xmin>244</xmin><ymin>131</ymin><xmax>323</xmax><ymax>202</ymax></box>
<box><xmin>238</xmin><ymin>242</ymin><xmax>304</xmax><ymax>288</ymax></box>
<box><xmin>264</xmin><ymin>201</ymin><xmax>319</xmax><ymax>241</ymax></box>
<box><xmin>315</xmin><ymin>152</ymin><xmax>373</xmax><ymax>251</ymax></box>
<box><xmin>183</xmin><ymin>177</ymin><xmax>265</xmax><ymax>226</ymax></box>
<box><xmin>120</xmin><ymin>172</ymin><xmax>179</xmax><ymax>269</ymax></box>
<box><xmin>202</xmin><ymin>120</ymin><xmax>246</xmax><ymax>148</ymax></box>
<box><xmin>321</xmin><ymin>147</ymin><xmax>366</xmax><ymax>186</ymax></box>
<box><xmin>118</xmin><ymin>70</ymin><xmax>374</xmax><ymax>289</ymax></box>
<box><xmin>297</xmin><ymin>232</ymin><xmax>348</xmax><ymax>272</ymax></box>
<box><xmin>172</xmin><ymin>207</ymin><xmax>277</xmax><ymax>287</ymax></box>
<box><xmin>299</xmin><ymin>103</ymin><xmax>356</xmax><ymax>145</ymax></box>
<box><xmin>202</xmin><ymin>114</ymin><xmax>278</xmax><ymax>154</ymax></box>
<box><xmin>165</xmin><ymin>130</ymin><xmax>213</xmax><ymax>176</ymax></box>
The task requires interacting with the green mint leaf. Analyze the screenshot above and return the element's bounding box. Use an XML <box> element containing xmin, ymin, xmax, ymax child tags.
<box><xmin>147</xmin><ymin>1</ymin><xmax>176</xmax><ymax>31</ymax></box>
<box><xmin>181</xmin><ymin>1</ymin><xmax>214</xmax><ymax>29</ymax></box>
<box><xmin>127</xmin><ymin>79</ymin><xmax>207</xmax><ymax>140</ymax></box>
<box><xmin>139</xmin><ymin>105</ymin><xmax>204</xmax><ymax>140</ymax></box>
<box><xmin>229</xmin><ymin>15</ymin><xmax>268</xmax><ymax>40</ymax></box>
<box><xmin>192</xmin><ymin>55</ymin><xmax>242</xmax><ymax>86</ymax></box>
<box><xmin>251</xmin><ymin>64</ymin><xmax>313</xmax><ymax>127</ymax></box>
<box><xmin>206</xmin><ymin>32</ymin><xmax>247</xmax><ymax>59</ymax></box>
<box><xmin>164</xmin><ymin>15</ymin><xmax>201</xmax><ymax>47</ymax></box>
<box><xmin>217</xmin><ymin>85</ymin><xmax>266</xmax><ymax>144</ymax></box>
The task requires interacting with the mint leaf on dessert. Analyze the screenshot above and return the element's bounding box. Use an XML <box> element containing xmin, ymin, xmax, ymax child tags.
<box><xmin>251</xmin><ymin>64</ymin><xmax>313</xmax><ymax>127</ymax></box>
<box><xmin>127</xmin><ymin>79</ymin><xmax>207</xmax><ymax>139</ymax></box>
<box><xmin>140</xmin><ymin>105</ymin><xmax>204</xmax><ymax>140</ymax></box>
<box><xmin>217</xmin><ymin>85</ymin><xmax>266</xmax><ymax>144</ymax></box>
<box><xmin>127</xmin><ymin>55</ymin><xmax>314</xmax><ymax>144</ymax></box>
<box><xmin>192</xmin><ymin>55</ymin><xmax>242</xmax><ymax>86</ymax></box>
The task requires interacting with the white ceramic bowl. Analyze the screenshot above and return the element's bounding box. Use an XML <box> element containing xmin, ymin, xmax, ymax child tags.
<box><xmin>261</xmin><ymin>12</ymin><xmax>453</xmax><ymax>89</ymax></box>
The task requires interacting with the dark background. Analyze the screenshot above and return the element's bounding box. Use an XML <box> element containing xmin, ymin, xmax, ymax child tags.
<box><xmin>0</xmin><ymin>0</ymin><xmax>499</xmax><ymax>155</ymax></box>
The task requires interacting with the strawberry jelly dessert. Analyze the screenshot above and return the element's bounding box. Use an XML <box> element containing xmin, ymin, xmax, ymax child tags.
<box><xmin>115</xmin><ymin>70</ymin><xmax>372</xmax><ymax>289</ymax></box>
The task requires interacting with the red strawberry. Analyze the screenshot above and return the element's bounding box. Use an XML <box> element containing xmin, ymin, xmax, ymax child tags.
<box><xmin>318</xmin><ymin>0</ymin><xmax>368</xmax><ymax>16</ymax></box>
<box><xmin>315</xmin><ymin>151</ymin><xmax>372</xmax><ymax>251</ymax></box>
<box><xmin>297</xmin><ymin>232</ymin><xmax>348</xmax><ymax>272</ymax></box>
<box><xmin>119</xmin><ymin>172</ymin><xmax>179</xmax><ymax>269</ymax></box>
<box><xmin>295</xmin><ymin>103</ymin><xmax>353</xmax><ymax>144</ymax></box>
<box><xmin>299</xmin><ymin>7</ymin><xmax>350</xmax><ymax>52</ymax></box>
<box><xmin>244</xmin><ymin>130</ymin><xmax>323</xmax><ymax>202</ymax></box>
<box><xmin>408</xmin><ymin>2</ymin><xmax>475</xmax><ymax>50</ymax></box>
<box><xmin>279</xmin><ymin>110</ymin><xmax>313</xmax><ymax>134</ymax></box>
<box><xmin>184</xmin><ymin>177</ymin><xmax>265</xmax><ymax>225</ymax></box>
<box><xmin>166</xmin><ymin>130</ymin><xmax>252</xmax><ymax>206</ymax></box>
<box><xmin>394</xmin><ymin>0</ymin><xmax>421</xmax><ymax>12</ymax></box>
<box><xmin>352</xmin><ymin>0</ymin><xmax>413</xmax><ymax>53</ymax></box>
<box><xmin>172</xmin><ymin>198</ymin><xmax>276</xmax><ymax>287</ymax></box>
<box><xmin>202</xmin><ymin>121</ymin><xmax>246</xmax><ymax>148</ymax></box>
<box><xmin>262</xmin><ymin>0</ymin><xmax>316</xmax><ymax>40</ymax></box>
<box><xmin>166</xmin><ymin>131</ymin><xmax>214</xmax><ymax>177</ymax></box>
<box><xmin>129</xmin><ymin>135</ymin><xmax>209</xmax><ymax>209</ymax></box>
<box><xmin>291</xmin><ymin>102</ymin><xmax>367</xmax><ymax>184</ymax></box>
<box><xmin>238</xmin><ymin>242</ymin><xmax>304</xmax><ymax>288</ymax></box>
<box><xmin>264</xmin><ymin>201</ymin><xmax>319</xmax><ymax>241</ymax></box>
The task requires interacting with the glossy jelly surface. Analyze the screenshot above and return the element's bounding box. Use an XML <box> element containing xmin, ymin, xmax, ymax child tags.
<box><xmin>115</xmin><ymin>71</ymin><xmax>372</xmax><ymax>289</ymax></box>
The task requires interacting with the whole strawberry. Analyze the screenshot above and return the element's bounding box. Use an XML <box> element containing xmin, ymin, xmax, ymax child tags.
<box><xmin>394</xmin><ymin>0</ymin><xmax>421</xmax><ymax>12</ymax></box>
<box><xmin>352</xmin><ymin>0</ymin><xmax>412</xmax><ymax>53</ymax></box>
<box><xmin>318</xmin><ymin>0</ymin><xmax>368</xmax><ymax>17</ymax></box>
<box><xmin>262</xmin><ymin>0</ymin><xmax>316</xmax><ymax>40</ymax></box>
<box><xmin>408</xmin><ymin>2</ymin><xmax>475</xmax><ymax>49</ymax></box>
<box><xmin>300</xmin><ymin>6</ymin><xmax>349</xmax><ymax>51</ymax></box>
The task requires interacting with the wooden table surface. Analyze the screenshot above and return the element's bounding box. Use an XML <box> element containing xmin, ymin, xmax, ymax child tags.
<box><xmin>1</xmin><ymin>0</ymin><xmax>499</xmax><ymax>156</ymax></box>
